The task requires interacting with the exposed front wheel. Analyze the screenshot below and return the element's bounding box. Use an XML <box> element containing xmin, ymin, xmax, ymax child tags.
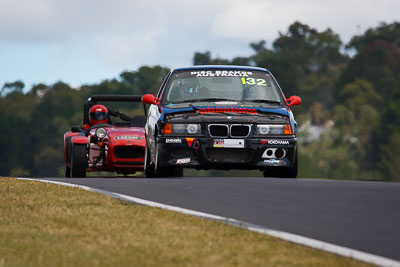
<box><xmin>70</xmin><ymin>144</ymin><xmax>87</xmax><ymax>178</ymax></box>
<box><xmin>64</xmin><ymin>137</ymin><xmax>72</xmax><ymax>178</ymax></box>
<box><xmin>64</xmin><ymin>165</ymin><xmax>71</xmax><ymax>178</ymax></box>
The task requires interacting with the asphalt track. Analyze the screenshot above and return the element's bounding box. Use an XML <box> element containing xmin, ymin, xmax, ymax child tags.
<box><xmin>41</xmin><ymin>177</ymin><xmax>400</xmax><ymax>261</ymax></box>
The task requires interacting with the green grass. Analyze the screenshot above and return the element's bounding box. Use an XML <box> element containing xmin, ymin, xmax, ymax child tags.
<box><xmin>0</xmin><ymin>178</ymin><xmax>371</xmax><ymax>267</ymax></box>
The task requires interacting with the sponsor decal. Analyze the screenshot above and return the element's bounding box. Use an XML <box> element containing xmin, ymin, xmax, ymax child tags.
<box><xmin>267</xmin><ymin>140</ymin><xmax>289</xmax><ymax>145</ymax></box>
<box><xmin>213</xmin><ymin>139</ymin><xmax>244</xmax><ymax>148</ymax></box>
<box><xmin>185</xmin><ymin>137</ymin><xmax>195</xmax><ymax>147</ymax></box>
<box><xmin>213</xmin><ymin>139</ymin><xmax>224</xmax><ymax>148</ymax></box>
<box><xmin>176</xmin><ymin>158</ymin><xmax>191</xmax><ymax>164</ymax></box>
<box><xmin>261</xmin><ymin>140</ymin><xmax>268</xmax><ymax>145</ymax></box>
<box><xmin>190</xmin><ymin>71</ymin><xmax>252</xmax><ymax>77</ymax></box>
<box><xmin>264</xmin><ymin>159</ymin><xmax>280</xmax><ymax>164</ymax></box>
<box><xmin>166</xmin><ymin>138</ymin><xmax>182</xmax><ymax>144</ymax></box>
<box><xmin>114</xmin><ymin>136</ymin><xmax>142</xmax><ymax>140</ymax></box>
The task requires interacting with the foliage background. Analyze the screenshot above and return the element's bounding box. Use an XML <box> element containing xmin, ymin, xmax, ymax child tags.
<box><xmin>1</xmin><ymin>21</ymin><xmax>399</xmax><ymax>181</ymax></box>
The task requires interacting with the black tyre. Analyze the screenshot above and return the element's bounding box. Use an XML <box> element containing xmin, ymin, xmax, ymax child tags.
<box><xmin>71</xmin><ymin>144</ymin><xmax>87</xmax><ymax>178</ymax></box>
<box><xmin>65</xmin><ymin>137</ymin><xmax>72</xmax><ymax>164</ymax></box>
<box><xmin>263</xmin><ymin>150</ymin><xmax>298</xmax><ymax>178</ymax></box>
<box><xmin>144</xmin><ymin>142</ymin><xmax>156</xmax><ymax>177</ymax></box>
<box><xmin>64</xmin><ymin>137</ymin><xmax>72</xmax><ymax>177</ymax></box>
<box><xmin>280</xmin><ymin>150</ymin><xmax>298</xmax><ymax>178</ymax></box>
<box><xmin>154</xmin><ymin>142</ymin><xmax>179</xmax><ymax>178</ymax></box>
<box><xmin>64</xmin><ymin>165</ymin><xmax>71</xmax><ymax>178</ymax></box>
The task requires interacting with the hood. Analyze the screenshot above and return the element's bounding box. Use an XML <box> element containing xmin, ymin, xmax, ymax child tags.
<box><xmin>106</xmin><ymin>127</ymin><xmax>145</xmax><ymax>137</ymax></box>
<box><xmin>106</xmin><ymin>127</ymin><xmax>145</xmax><ymax>145</ymax></box>
<box><xmin>161</xmin><ymin>105</ymin><xmax>290</xmax><ymax>124</ymax></box>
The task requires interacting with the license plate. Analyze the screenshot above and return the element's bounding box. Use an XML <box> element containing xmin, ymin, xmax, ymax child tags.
<box><xmin>213</xmin><ymin>139</ymin><xmax>244</xmax><ymax>148</ymax></box>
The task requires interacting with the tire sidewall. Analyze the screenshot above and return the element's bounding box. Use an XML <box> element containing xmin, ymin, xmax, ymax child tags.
<box><xmin>71</xmin><ymin>144</ymin><xmax>87</xmax><ymax>178</ymax></box>
<box><xmin>144</xmin><ymin>139</ymin><xmax>156</xmax><ymax>177</ymax></box>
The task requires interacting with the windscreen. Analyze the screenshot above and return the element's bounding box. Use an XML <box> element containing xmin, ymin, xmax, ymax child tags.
<box><xmin>161</xmin><ymin>69</ymin><xmax>282</xmax><ymax>105</ymax></box>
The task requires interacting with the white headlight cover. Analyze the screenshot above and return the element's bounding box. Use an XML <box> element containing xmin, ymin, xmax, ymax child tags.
<box><xmin>95</xmin><ymin>128</ymin><xmax>107</xmax><ymax>138</ymax></box>
<box><xmin>186</xmin><ymin>124</ymin><xmax>200</xmax><ymax>134</ymax></box>
<box><xmin>257</xmin><ymin>124</ymin><xmax>284</xmax><ymax>135</ymax></box>
<box><xmin>172</xmin><ymin>124</ymin><xmax>201</xmax><ymax>134</ymax></box>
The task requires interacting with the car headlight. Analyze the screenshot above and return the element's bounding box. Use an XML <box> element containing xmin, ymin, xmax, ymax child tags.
<box><xmin>257</xmin><ymin>124</ymin><xmax>293</xmax><ymax>135</ymax></box>
<box><xmin>163</xmin><ymin>123</ymin><xmax>201</xmax><ymax>134</ymax></box>
<box><xmin>95</xmin><ymin>128</ymin><xmax>107</xmax><ymax>138</ymax></box>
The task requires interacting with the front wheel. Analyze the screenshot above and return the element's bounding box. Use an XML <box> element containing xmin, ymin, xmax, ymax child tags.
<box><xmin>64</xmin><ymin>165</ymin><xmax>71</xmax><ymax>178</ymax></box>
<box><xmin>263</xmin><ymin>150</ymin><xmax>298</xmax><ymax>178</ymax></box>
<box><xmin>144</xmin><ymin>142</ymin><xmax>156</xmax><ymax>178</ymax></box>
<box><xmin>154</xmin><ymin>142</ymin><xmax>181</xmax><ymax>178</ymax></box>
<box><xmin>70</xmin><ymin>144</ymin><xmax>87</xmax><ymax>178</ymax></box>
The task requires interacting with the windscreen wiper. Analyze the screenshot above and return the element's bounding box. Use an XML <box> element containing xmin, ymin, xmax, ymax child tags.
<box><xmin>169</xmin><ymin>99</ymin><xmax>197</xmax><ymax>104</ymax></box>
<box><xmin>196</xmin><ymin>97</ymin><xmax>241</xmax><ymax>102</ymax></box>
<box><xmin>170</xmin><ymin>98</ymin><xmax>241</xmax><ymax>104</ymax></box>
<box><xmin>244</xmin><ymin>99</ymin><xmax>281</xmax><ymax>105</ymax></box>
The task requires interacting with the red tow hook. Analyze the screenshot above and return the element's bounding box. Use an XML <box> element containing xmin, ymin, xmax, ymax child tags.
<box><xmin>193</xmin><ymin>141</ymin><xmax>200</xmax><ymax>150</ymax></box>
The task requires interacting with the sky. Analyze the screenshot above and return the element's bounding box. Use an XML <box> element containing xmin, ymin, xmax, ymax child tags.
<box><xmin>0</xmin><ymin>0</ymin><xmax>399</xmax><ymax>90</ymax></box>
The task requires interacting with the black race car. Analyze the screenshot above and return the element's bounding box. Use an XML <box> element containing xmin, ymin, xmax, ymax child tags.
<box><xmin>141</xmin><ymin>66</ymin><xmax>302</xmax><ymax>178</ymax></box>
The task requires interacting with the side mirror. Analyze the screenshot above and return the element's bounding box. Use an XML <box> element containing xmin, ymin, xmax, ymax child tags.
<box><xmin>286</xmin><ymin>96</ymin><xmax>302</xmax><ymax>106</ymax></box>
<box><xmin>142</xmin><ymin>94</ymin><xmax>160</xmax><ymax>105</ymax></box>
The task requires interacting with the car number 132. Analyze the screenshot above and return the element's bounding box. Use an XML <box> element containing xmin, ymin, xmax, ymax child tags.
<box><xmin>241</xmin><ymin>77</ymin><xmax>267</xmax><ymax>86</ymax></box>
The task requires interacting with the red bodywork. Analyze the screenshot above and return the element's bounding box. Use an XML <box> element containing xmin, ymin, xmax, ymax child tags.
<box><xmin>64</xmin><ymin>94</ymin><xmax>147</xmax><ymax>177</ymax></box>
<box><xmin>64</xmin><ymin>126</ymin><xmax>145</xmax><ymax>174</ymax></box>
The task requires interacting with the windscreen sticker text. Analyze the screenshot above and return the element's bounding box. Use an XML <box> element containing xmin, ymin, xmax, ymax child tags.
<box><xmin>191</xmin><ymin>71</ymin><xmax>253</xmax><ymax>77</ymax></box>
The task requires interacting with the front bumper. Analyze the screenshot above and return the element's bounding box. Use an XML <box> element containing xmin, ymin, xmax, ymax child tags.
<box><xmin>157</xmin><ymin>136</ymin><xmax>297</xmax><ymax>170</ymax></box>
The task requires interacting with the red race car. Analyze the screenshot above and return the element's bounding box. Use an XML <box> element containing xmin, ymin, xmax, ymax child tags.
<box><xmin>63</xmin><ymin>95</ymin><xmax>147</xmax><ymax>177</ymax></box>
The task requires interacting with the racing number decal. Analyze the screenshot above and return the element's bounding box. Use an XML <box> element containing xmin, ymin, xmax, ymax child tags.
<box><xmin>241</xmin><ymin>78</ymin><xmax>267</xmax><ymax>86</ymax></box>
<box><xmin>242</xmin><ymin>77</ymin><xmax>255</xmax><ymax>85</ymax></box>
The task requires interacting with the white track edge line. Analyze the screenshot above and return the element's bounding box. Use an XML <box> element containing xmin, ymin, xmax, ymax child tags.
<box><xmin>18</xmin><ymin>178</ymin><xmax>400</xmax><ymax>267</ymax></box>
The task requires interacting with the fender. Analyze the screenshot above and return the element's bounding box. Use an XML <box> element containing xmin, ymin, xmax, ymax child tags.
<box><xmin>64</xmin><ymin>132</ymin><xmax>80</xmax><ymax>164</ymax></box>
<box><xmin>71</xmin><ymin>136</ymin><xmax>89</xmax><ymax>144</ymax></box>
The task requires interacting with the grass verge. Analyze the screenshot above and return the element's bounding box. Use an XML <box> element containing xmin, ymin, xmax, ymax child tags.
<box><xmin>0</xmin><ymin>178</ymin><xmax>370</xmax><ymax>267</ymax></box>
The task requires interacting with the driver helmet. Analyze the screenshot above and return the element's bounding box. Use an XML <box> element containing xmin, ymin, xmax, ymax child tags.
<box><xmin>89</xmin><ymin>104</ymin><xmax>109</xmax><ymax>125</ymax></box>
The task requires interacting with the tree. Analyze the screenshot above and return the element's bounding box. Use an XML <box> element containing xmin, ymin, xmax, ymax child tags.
<box><xmin>120</xmin><ymin>65</ymin><xmax>170</xmax><ymax>95</ymax></box>
<box><xmin>339</xmin><ymin>22</ymin><xmax>400</xmax><ymax>102</ymax></box>
<box><xmin>192</xmin><ymin>51</ymin><xmax>237</xmax><ymax>66</ymax></box>
<box><xmin>1</xmin><ymin>80</ymin><xmax>25</xmax><ymax>96</ymax></box>
<box><xmin>193</xmin><ymin>51</ymin><xmax>212</xmax><ymax>65</ymax></box>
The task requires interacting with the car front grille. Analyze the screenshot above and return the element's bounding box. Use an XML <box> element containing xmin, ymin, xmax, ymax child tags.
<box><xmin>114</xmin><ymin>146</ymin><xmax>144</xmax><ymax>159</ymax></box>
<box><xmin>205</xmin><ymin>148</ymin><xmax>252</xmax><ymax>162</ymax></box>
<box><xmin>209</xmin><ymin>124</ymin><xmax>229</xmax><ymax>137</ymax></box>
<box><xmin>208</xmin><ymin>124</ymin><xmax>251</xmax><ymax>137</ymax></box>
<box><xmin>230</xmin><ymin>125</ymin><xmax>250</xmax><ymax>137</ymax></box>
